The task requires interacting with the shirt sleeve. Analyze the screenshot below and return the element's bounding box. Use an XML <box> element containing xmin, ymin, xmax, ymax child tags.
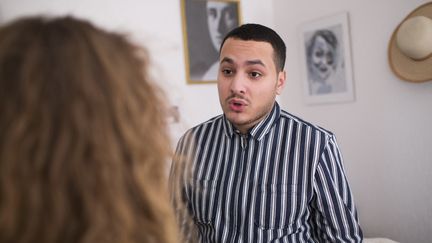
<box><xmin>311</xmin><ymin>134</ymin><xmax>363</xmax><ymax>242</ymax></box>
<box><xmin>169</xmin><ymin>131</ymin><xmax>199</xmax><ymax>243</ymax></box>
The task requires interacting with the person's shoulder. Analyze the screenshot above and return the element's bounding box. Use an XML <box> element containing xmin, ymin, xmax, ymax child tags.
<box><xmin>176</xmin><ymin>114</ymin><xmax>224</xmax><ymax>147</ymax></box>
<box><xmin>182</xmin><ymin>114</ymin><xmax>224</xmax><ymax>135</ymax></box>
<box><xmin>279</xmin><ymin>109</ymin><xmax>334</xmax><ymax>137</ymax></box>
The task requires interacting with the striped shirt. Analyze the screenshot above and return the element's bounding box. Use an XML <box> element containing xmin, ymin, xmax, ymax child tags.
<box><xmin>171</xmin><ymin>102</ymin><xmax>363</xmax><ymax>243</ymax></box>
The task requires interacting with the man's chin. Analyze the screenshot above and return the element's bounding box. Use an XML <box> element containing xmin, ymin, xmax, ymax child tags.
<box><xmin>225</xmin><ymin>112</ymin><xmax>247</xmax><ymax>124</ymax></box>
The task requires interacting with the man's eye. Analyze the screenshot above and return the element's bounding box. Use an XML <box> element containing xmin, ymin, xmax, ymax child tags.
<box><xmin>222</xmin><ymin>69</ymin><xmax>233</xmax><ymax>75</ymax></box>
<box><xmin>250</xmin><ymin>72</ymin><xmax>261</xmax><ymax>78</ymax></box>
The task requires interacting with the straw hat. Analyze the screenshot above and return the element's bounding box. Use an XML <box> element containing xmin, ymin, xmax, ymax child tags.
<box><xmin>388</xmin><ymin>2</ymin><xmax>432</xmax><ymax>82</ymax></box>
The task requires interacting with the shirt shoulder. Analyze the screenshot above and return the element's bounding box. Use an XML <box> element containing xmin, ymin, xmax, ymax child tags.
<box><xmin>178</xmin><ymin>115</ymin><xmax>224</xmax><ymax>142</ymax></box>
<box><xmin>188</xmin><ymin>114</ymin><xmax>224</xmax><ymax>132</ymax></box>
<box><xmin>279</xmin><ymin>109</ymin><xmax>335</xmax><ymax>138</ymax></box>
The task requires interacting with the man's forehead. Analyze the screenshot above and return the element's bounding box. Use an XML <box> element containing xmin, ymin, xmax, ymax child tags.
<box><xmin>220</xmin><ymin>39</ymin><xmax>275</xmax><ymax>66</ymax></box>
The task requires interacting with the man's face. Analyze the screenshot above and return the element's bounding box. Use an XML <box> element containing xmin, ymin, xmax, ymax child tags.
<box><xmin>206</xmin><ymin>2</ymin><xmax>237</xmax><ymax>51</ymax></box>
<box><xmin>310</xmin><ymin>35</ymin><xmax>336</xmax><ymax>81</ymax></box>
<box><xmin>217</xmin><ymin>38</ymin><xmax>285</xmax><ymax>134</ymax></box>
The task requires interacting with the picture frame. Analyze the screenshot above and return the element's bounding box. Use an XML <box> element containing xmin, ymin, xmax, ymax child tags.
<box><xmin>180</xmin><ymin>0</ymin><xmax>242</xmax><ymax>84</ymax></box>
<box><xmin>298</xmin><ymin>12</ymin><xmax>355</xmax><ymax>104</ymax></box>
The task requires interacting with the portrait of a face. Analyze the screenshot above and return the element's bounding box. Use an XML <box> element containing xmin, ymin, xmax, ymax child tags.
<box><xmin>206</xmin><ymin>1</ymin><xmax>238</xmax><ymax>51</ymax></box>
<box><xmin>181</xmin><ymin>0</ymin><xmax>240</xmax><ymax>83</ymax></box>
<box><xmin>299</xmin><ymin>12</ymin><xmax>355</xmax><ymax>104</ymax></box>
<box><xmin>307</xmin><ymin>30</ymin><xmax>338</xmax><ymax>84</ymax></box>
<box><xmin>304</xmin><ymin>27</ymin><xmax>347</xmax><ymax>95</ymax></box>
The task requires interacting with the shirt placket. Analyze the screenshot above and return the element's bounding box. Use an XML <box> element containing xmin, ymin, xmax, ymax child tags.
<box><xmin>232</xmin><ymin>132</ymin><xmax>249</xmax><ymax>242</ymax></box>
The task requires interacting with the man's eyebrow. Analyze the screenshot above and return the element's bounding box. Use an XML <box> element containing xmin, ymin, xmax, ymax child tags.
<box><xmin>220</xmin><ymin>57</ymin><xmax>234</xmax><ymax>64</ymax></box>
<box><xmin>220</xmin><ymin>57</ymin><xmax>266</xmax><ymax>67</ymax></box>
<box><xmin>246</xmin><ymin>59</ymin><xmax>265</xmax><ymax>67</ymax></box>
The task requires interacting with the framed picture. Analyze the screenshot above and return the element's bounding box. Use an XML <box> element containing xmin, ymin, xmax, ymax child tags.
<box><xmin>298</xmin><ymin>12</ymin><xmax>355</xmax><ymax>104</ymax></box>
<box><xmin>180</xmin><ymin>0</ymin><xmax>241</xmax><ymax>84</ymax></box>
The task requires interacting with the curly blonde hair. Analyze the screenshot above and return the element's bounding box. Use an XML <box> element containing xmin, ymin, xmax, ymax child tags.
<box><xmin>0</xmin><ymin>16</ymin><xmax>178</xmax><ymax>243</ymax></box>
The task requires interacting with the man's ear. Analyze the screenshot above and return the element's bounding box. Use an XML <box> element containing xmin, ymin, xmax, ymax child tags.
<box><xmin>276</xmin><ymin>70</ymin><xmax>286</xmax><ymax>95</ymax></box>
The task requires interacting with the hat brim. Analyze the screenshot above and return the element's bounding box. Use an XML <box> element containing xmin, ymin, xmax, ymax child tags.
<box><xmin>388</xmin><ymin>2</ymin><xmax>432</xmax><ymax>82</ymax></box>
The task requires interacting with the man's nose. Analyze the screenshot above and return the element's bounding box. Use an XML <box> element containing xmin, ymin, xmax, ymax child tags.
<box><xmin>230</xmin><ymin>74</ymin><xmax>246</xmax><ymax>94</ymax></box>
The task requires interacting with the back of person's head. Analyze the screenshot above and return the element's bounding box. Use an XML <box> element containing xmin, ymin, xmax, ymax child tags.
<box><xmin>0</xmin><ymin>16</ymin><xmax>178</xmax><ymax>243</ymax></box>
<box><xmin>219</xmin><ymin>23</ymin><xmax>286</xmax><ymax>72</ymax></box>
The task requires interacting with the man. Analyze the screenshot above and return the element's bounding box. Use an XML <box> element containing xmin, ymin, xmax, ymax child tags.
<box><xmin>171</xmin><ymin>23</ymin><xmax>363</xmax><ymax>242</ymax></box>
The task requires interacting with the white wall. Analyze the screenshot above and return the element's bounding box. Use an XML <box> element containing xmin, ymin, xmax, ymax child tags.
<box><xmin>274</xmin><ymin>1</ymin><xmax>432</xmax><ymax>243</ymax></box>
<box><xmin>1</xmin><ymin>0</ymin><xmax>431</xmax><ymax>242</ymax></box>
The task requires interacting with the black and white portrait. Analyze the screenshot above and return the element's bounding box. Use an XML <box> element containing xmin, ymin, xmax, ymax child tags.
<box><xmin>181</xmin><ymin>0</ymin><xmax>241</xmax><ymax>84</ymax></box>
<box><xmin>299</xmin><ymin>12</ymin><xmax>355</xmax><ymax>104</ymax></box>
<box><xmin>305</xmin><ymin>26</ymin><xmax>346</xmax><ymax>95</ymax></box>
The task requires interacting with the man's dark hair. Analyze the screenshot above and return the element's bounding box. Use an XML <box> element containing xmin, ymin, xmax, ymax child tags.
<box><xmin>219</xmin><ymin>23</ymin><xmax>286</xmax><ymax>72</ymax></box>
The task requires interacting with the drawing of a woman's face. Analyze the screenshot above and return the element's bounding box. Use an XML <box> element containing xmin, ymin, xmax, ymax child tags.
<box><xmin>310</xmin><ymin>35</ymin><xmax>336</xmax><ymax>81</ymax></box>
<box><xmin>307</xmin><ymin>30</ymin><xmax>338</xmax><ymax>83</ymax></box>
<box><xmin>206</xmin><ymin>2</ymin><xmax>237</xmax><ymax>51</ymax></box>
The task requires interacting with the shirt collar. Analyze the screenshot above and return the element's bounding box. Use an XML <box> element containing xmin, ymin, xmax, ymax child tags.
<box><xmin>222</xmin><ymin>102</ymin><xmax>281</xmax><ymax>141</ymax></box>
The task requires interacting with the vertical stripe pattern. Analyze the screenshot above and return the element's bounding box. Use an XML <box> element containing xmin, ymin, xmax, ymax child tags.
<box><xmin>171</xmin><ymin>102</ymin><xmax>363</xmax><ymax>243</ymax></box>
